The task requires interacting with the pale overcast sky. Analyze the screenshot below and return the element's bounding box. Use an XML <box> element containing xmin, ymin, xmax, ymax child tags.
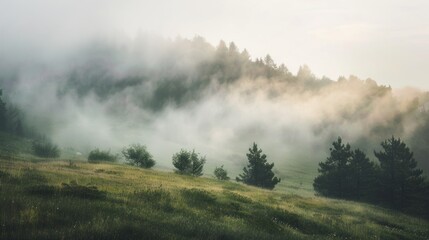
<box><xmin>1</xmin><ymin>0</ymin><xmax>428</xmax><ymax>89</ymax></box>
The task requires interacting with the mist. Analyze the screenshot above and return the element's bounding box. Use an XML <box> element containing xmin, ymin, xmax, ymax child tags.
<box><xmin>1</xmin><ymin>34</ymin><xmax>428</xmax><ymax>179</ymax></box>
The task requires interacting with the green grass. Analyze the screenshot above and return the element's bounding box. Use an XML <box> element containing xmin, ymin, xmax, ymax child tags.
<box><xmin>274</xmin><ymin>160</ymin><xmax>319</xmax><ymax>196</ymax></box>
<box><xmin>1</xmin><ymin>157</ymin><xmax>429</xmax><ymax>240</ymax></box>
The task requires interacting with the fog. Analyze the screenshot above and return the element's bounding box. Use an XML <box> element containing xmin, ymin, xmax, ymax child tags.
<box><xmin>1</xmin><ymin>34</ymin><xmax>428</xmax><ymax>179</ymax></box>
<box><xmin>2</xmin><ymin>0</ymin><xmax>429</xmax><ymax>90</ymax></box>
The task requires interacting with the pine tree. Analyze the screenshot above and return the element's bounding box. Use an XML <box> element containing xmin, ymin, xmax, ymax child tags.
<box><xmin>236</xmin><ymin>143</ymin><xmax>280</xmax><ymax>190</ymax></box>
<box><xmin>348</xmin><ymin>149</ymin><xmax>376</xmax><ymax>201</ymax></box>
<box><xmin>190</xmin><ymin>150</ymin><xmax>206</xmax><ymax>177</ymax></box>
<box><xmin>264</xmin><ymin>54</ymin><xmax>276</xmax><ymax>68</ymax></box>
<box><xmin>172</xmin><ymin>149</ymin><xmax>192</xmax><ymax>174</ymax></box>
<box><xmin>172</xmin><ymin>149</ymin><xmax>206</xmax><ymax>176</ymax></box>
<box><xmin>374</xmin><ymin>136</ymin><xmax>425</xmax><ymax>209</ymax></box>
<box><xmin>313</xmin><ymin>137</ymin><xmax>353</xmax><ymax>198</ymax></box>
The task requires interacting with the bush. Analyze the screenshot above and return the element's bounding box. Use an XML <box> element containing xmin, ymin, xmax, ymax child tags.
<box><xmin>32</xmin><ymin>140</ymin><xmax>60</xmax><ymax>158</ymax></box>
<box><xmin>214</xmin><ymin>165</ymin><xmax>230</xmax><ymax>180</ymax></box>
<box><xmin>172</xmin><ymin>149</ymin><xmax>206</xmax><ymax>176</ymax></box>
<box><xmin>122</xmin><ymin>144</ymin><xmax>155</xmax><ymax>168</ymax></box>
<box><xmin>88</xmin><ymin>148</ymin><xmax>117</xmax><ymax>163</ymax></box>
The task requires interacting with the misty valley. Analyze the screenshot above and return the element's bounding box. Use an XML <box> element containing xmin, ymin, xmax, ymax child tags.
<box><xmin>1</xmin><ymin>36</ymin><xmax>429</xmax><ymax>239</ymax></box>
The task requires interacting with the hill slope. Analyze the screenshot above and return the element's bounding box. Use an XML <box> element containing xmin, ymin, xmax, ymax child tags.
<box><xmin>1</xmin><ymin>157</ymin><xmax>428</xmax><ymax>240</ymax></box>
<box><xmin>2</xmin><ymin>36</ymin><xmax>429</xmax><ymax>175</ymax></box>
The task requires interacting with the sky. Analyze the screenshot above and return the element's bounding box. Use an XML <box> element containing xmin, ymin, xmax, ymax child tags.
<box><xmin>0</xmin><ymin>0</ymin><xmax>428</xmax><ymax>89</ymax></box>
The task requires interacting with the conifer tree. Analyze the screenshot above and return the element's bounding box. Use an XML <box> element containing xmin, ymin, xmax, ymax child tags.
<box><xmin>348</xmin><ymin>149</ymin><xmax>376</xmax><ymax>201</ymax></box>
<box><xmin>236</xmin><ymin>143</ymin><xmax>280</xmax><ymax>190</ymax></box>
<box><xmin>374</xmin><ymin>136</ymin><xmax>425</xmax><ymax>209</ymax></box>
<box><xmin>313</xmin><ymin>137</ymin><xmax>353</xmax><ymax>198</ymax></box>
<box><xmin>172</xmin><ymin>149</ymin><xmax>206</xmax><ymax>176</ymax></box>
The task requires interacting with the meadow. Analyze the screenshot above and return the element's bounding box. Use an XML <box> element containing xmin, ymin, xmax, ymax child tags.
<box><xmin>1</xmin><ymin>152</ymin><xmax>429</xmax><ymax>240</ymax></box>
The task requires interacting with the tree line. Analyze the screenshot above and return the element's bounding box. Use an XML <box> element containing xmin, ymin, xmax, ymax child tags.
<box><xmin>3</xmin><ymin>86</ymin><xmax>427</xmax><ymax>217</ymax></box>
<box><xmin>86</xmin><ymin>143</ymin><xmax>281</xmax><ymax>190</ymax></box>
<box><xmin>314</xmin><ymin>136</ymin><xmax>429</xmax><ymax>218</ymax></box>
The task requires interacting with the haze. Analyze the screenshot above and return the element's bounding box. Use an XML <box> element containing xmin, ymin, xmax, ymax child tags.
<box><xmin>1</xmin><ymin>1</ymin><xmax>429</xmax><ymax>187</ymax></box>
<box><xmin>1</xmin><ymin>0</ymin><xmax>428</xmax><ymax>90</ymax></box>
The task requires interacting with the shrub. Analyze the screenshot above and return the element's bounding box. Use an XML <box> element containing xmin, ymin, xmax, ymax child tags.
<box><xmin>122</xmin><ymin>144</ymin><xmax>155</xmax><ymax>168</ymax></box>
<box><xmin>32</xmin><ymin>140</ymin><xmax>60</xmax><ymax>158</ymax></box>
<box><xmin>214</xmin><ymin>165</ymin><xmax>230</xmax><ymax>180</ymax></box>
<box><xmin>88</xmin><ymin>148</ymin><xmax>117</xmax><ymax>163</ymax></box>
<box><xmin>172</xmin><ymin>149</ymin><xmax>206</xmax><ymax>176</ymax></box>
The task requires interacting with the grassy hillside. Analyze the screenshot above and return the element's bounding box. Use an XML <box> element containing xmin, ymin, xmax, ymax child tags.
<box><xmin>1</xmin><ymin>156</ymin><xmax>429</xmax><ymax>240</ymax></box>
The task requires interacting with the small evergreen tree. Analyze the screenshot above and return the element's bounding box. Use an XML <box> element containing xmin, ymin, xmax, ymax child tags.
<box><xmin>348</xmin><ymin>149</ymin><xmax>376</xmax><ymax>201</ymax></box>
<box><xmin>190</xmin><ymin>150</ymin><xmax>206</xmax><ymax>177</ymax></box>
<box><xmin>313</xmin><ymin>137</ymin><xmax>352</xmax><ymax>198</ymax></box>
<box><xmin>374</xmin><ymin>136</ymin><xmax>425</xmax><ymax>209</ymax></box>
<box><xmin>236</xmin><ymin>143</ymin><xmax>280</xmax><ymax>190</ymax></box>
<box><xmin>214</xmin><ymin>165</ymin><xmax>230</xmax><ymax>180</ymax></box>
<box><xmin>172</xmin><ymin>149</ymin><xmax>206</xmax><ymax>176</ymax></box>
<box><xmin>172</xmin><ymin>149</ymin><xmax>192</xmax><ymax>174</ymax></box>
<box><xmin>122</xmin><ymin>144</ymin><xmax>155</xmax><ymax>169</ymax></box>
